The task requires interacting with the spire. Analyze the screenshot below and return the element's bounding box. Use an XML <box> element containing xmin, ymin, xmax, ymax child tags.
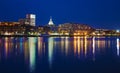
<box><xmin>48</xmin><ymin>16</ymin><xmax>54</xmax><ymax>25</ymax></box>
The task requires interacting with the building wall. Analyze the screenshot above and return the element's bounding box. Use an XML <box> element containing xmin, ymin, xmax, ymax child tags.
<box><xmin>26</xmin><ymin>14</ymin><xmax>36</xmax><ymax>26</ymax></box>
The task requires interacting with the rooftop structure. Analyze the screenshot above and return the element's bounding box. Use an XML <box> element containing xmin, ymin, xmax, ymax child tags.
<box><xmin>48</xmin><ymin>17</ymin><xmax>54</xmax><ymax>26</ymax></box>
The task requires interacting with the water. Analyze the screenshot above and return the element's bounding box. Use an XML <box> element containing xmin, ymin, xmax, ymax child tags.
<box><xmin>0</xmin><ymin>36</ymin><xmax>120</xmax><ymax>73</ymax></box>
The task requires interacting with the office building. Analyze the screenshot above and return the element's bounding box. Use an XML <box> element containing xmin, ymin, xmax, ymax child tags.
<box><xmin>26</xmin><ymin>14</ymin><xmax>36</xmax><ymax>26</ymax></box>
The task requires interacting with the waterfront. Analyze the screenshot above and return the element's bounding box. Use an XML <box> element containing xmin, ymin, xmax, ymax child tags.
<box><xmin>0</xmin><ymin>36</ymin><xmax>120</xmax><ymax>73</ymax></box>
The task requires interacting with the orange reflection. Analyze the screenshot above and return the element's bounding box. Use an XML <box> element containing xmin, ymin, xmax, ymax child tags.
<box><xmin>74</xmin><ymin>37</ymin><xmax>77</xmax><ymax>54</ymax></box>
<box><xmin>24</xmin><ymin>38</ymin><xmax>29</xmax><ymax>62</ymax></box>
<box><xmin>38</xmin><ymin>37</ymin><xmax>43</xmax><ymax>56</ymax></box>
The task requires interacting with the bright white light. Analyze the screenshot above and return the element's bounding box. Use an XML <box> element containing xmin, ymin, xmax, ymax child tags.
<box><xmin>116</xmin><ymin>30</ymin><xmax>119</xmax><ymax>33</ymax></box>
<box><xmin>117</xmin><ymin>38</ymin><xmax>119</xmax><ymax>56</ymax></box>
<box><xmin>30</xmin><ymin>14</ymin><xmax>36</xmax><ymax>18</ymax></box>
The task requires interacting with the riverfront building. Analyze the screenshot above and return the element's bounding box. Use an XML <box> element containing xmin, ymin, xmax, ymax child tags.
<box><xmin>58</xmin><ymin>23</ymin><xmax>94</xmax><ymax>35</ymax></box>
<box><xmin>0</xmin><ymin>14</ymin><xmax>119</xmax><ymax>36</ymax></box>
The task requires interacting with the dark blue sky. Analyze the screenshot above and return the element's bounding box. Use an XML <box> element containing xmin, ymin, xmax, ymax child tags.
<box><xmin>0</xmin><ymin>0</ymin><xmax>120</xmax><ymax>29</ymax></box>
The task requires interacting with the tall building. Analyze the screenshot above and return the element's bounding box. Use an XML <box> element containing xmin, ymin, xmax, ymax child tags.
<box><xmin>48</xmin><ymin>17</ymin><xmax>54</xmax><ymax>26</ymax></box>
<box><xmin>26</xmin><ymin>14</ymin><xmax>36</xmax><ymax>26</ymax></box>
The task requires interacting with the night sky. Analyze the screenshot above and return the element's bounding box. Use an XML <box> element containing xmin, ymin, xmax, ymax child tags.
<box><xmin>0</xmin><ymin>0</ymin><xmax>120</xmax><ymax>29</ymax></box>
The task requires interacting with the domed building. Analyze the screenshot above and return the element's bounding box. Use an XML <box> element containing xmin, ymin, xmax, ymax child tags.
<box><xmin>58</xmin><ymin>23</ymin><xmax>94</xmax><ymax>35</ymax></box>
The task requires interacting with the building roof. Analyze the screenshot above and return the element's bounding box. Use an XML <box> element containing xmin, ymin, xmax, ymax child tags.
<box><xmin>48</xmin><ymin>17</ymin><xmax>54</xmax><ymax>25</ymax></box>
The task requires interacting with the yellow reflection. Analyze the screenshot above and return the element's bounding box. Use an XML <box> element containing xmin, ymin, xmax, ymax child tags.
<box><xmin>73</xmin><ymin>37</ymin><xmax>82</xmax><ymax>57</ymax></box>
<box><xmin>29</xmin><ymin>37</ymin><xmax>36</xmax><ymax>72</ymax></box>
<box><xmin>5</xmin><ymin>37</ymin><xmax>9</xmax><ymax>58</ymax></box>
<box><xmin>97</xmin><ymin>37</ymin><xmax>100</xmax><ymax>49</ymax></box>
<box><xmin>117</xmin><ymin>38</ymin><xmax>119</xmax><ymax>56</ymax></box>
<box><xmin>48</xmin><ymin>37</ymin><xmax>54</xmax><ymax>68</ymax></box>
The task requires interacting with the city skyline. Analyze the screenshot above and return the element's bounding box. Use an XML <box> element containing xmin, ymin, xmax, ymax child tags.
<box><xmin>0</xmin><ymin>0</ymin><xmax>120</xmax><ymax>29</ymax></box>
<box><xmin>0</xmin><ymin>1</ymin><xmax>120</xmax><ymax>73</ymax></box>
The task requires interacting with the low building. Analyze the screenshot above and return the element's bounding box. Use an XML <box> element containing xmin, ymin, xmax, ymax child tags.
<box><xmin>0</xmin><ymin>22</ymin><xmax>19</xmax><ymax>26</ymax></box>
<box><xmin>58</xmin><ymin>23</ymin><xmax>94</xmax><ymax>35</ymax></box>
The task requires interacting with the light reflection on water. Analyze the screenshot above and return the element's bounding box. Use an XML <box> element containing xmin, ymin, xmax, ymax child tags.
<box><xmin>28</xmin><ymin>37</ymin><xmax>36</xmax><ymax>72</ymax></box>
<box><xmin>0</xmin><ymin>36</ymin><xmax>120</xmax><ymax>72</ymax></box>
<box><xmin>117</xmin><ymin>38</ymin><xmax>119</xmax><ymax>56</ymax></box>
<box><xmin>92</xmin><ymin>37</ymin><xmax>95</xmax><ymax>61</ymax></box>
<box><xmin>48</xmin><ymin>37</ymin><xmax>54</xmax><ymax>68</ymax></box>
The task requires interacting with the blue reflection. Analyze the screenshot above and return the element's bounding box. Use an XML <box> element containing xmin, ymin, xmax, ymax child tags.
<box><xmin>28</xmin><ymin>37</ymin><xmax>37</xmax><ymax>72</ymax></box>
<box><xmin>20</xmin><ymin>38</ymin><xmax>23</xmax><ymax>53</ymax></box>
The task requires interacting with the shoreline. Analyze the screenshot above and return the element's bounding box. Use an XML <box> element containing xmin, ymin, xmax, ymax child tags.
<box><xmin>0</xmin><ymin>35</ymin><xmax>119</xmax><ymax>37</ymax></box>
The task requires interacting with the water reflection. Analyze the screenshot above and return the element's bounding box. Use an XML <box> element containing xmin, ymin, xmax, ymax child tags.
<box><xmin>0</xmin><ymin>36</ymin><xmax>119</xmax><ymax>73</ymax></box>
<box><xmin>5</xmin><ymin>37</ymin><xmax>9</xmax><ymax>58</ymax></box>
<box><xmin>48</xmin><ymin>37</ymin><xmax>54</xmax><ymax>68</ymax></box>
<box><xmin>84</xmin><ymin>36</ymin><xmax>87</xmax><ymax>57</ymax></box>
<box><xmin>92</xmin><ymin>37</ymin><xmax>95</xmax><ymax>61</ymax></box>
<box><xmin>28</xmin><ymin>37</ymin><xmax>36</xmax><ymax>72</ymax></box>
<box><xmin>65</xmin><ymin>37</ymin><xmax>69</xmax><ymax>55</ymax></box>
<box><xmin>24</xmin><ymin>38</ymin><xmax>29</xmax><ymax>63</ymax></box>
<box><xmin>0</xmin><ymin>37</ymin><xmax>114</xmax><ymax>60</ymax></box>
<box><xmin>61</xmin><ymin>37</ymin><xmax>65</xmax><ymax>53</ymax></box>
<box><xmin>20</xmin><ymin>38</ymin><xmax>23</xmax><ymax>54</ymax></box>
<box><xmin>117</xmin><ymin>38</ymin><xmax>119</xmax><ymax>56</ymax></box>
<box><xmin>38</xmin><ymin>37</ymin><xmax>43</xmax><ymax>56</ymax></box>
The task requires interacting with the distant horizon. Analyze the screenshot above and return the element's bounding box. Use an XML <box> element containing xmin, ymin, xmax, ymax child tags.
<box><xmin>0</xmin><ymin>15</ymin><xmax>119</xmax><ymax>30</ymax></box>
<box><xmin>0</xmin><ymin>0</ymin><xmax>120</xmax><ymax>29</ymax></box>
